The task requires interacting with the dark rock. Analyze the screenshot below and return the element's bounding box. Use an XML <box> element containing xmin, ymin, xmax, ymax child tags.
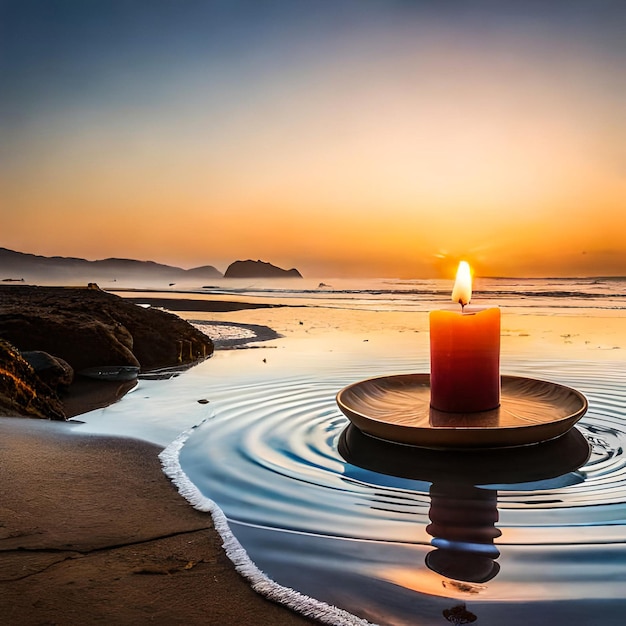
<box><xmin>0</xmin><ymin>286</ymin><xmax>215</xmax><ymax>420</ymax></box>
<box><xmin>224</xmin><ymin>259</ymin><xmax>302</xmax><ymax>279</ymax></box>
<box><xmin>21</xmin><ymin>351</ymin><xmax>74</xmax><ymax>390</ymax></box>
<box><xmin>0</xmin><ymin>285</ymin><xmax>214</xmax><ymax>372</ymax></box>
<box><xmin>126</xmin><ymin>297</ymin><xmax>275</xmax><ymax>312</ymax></box>
<box><xmin>0</xmin><ymin>339</ymin><xmax>66</xmax><ymax>420</ymax></box>
<box><xmin>1</xmin><ymin>313</ymin><xmax>139</xmax><ymax>371</ymax></box>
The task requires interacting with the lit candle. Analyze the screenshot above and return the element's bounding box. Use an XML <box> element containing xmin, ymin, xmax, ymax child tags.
<box><xmin>429</xmin><ymin>262</ymin><xmax>500</xmax><ymax>413</ymax></box>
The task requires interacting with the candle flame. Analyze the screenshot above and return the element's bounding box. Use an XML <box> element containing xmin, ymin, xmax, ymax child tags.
<box><xmin>451</xmin><ymin>261</ymin><xmax>472</xmax><ymax>307</ymax></box>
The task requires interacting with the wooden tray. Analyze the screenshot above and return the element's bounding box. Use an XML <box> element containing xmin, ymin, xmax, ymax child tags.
<box><xmin>336</xmin><ymin>374</ymin><xmax>588</xmax><ymax>449</ymax></box>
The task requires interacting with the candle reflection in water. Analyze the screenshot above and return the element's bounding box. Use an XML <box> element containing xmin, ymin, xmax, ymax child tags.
<box><xmin>338</xmin><ymin>425</ymin><xmax>590</xmax><ymax>591</ymax></box>
<box><xmin>426</xmin><ymin>483</ymin><xmax>501</xmax><ymax>584</ymax></box>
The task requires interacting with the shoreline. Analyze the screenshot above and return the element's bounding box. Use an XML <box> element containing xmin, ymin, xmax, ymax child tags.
<box><xmin>0</xmin><ymin>417</ymin><xmax>317</xmax><ymax>625</ymax></box>
<box><xmin>3</xmin><ymin>288</ymin><xmax>625</xmax><ymax>624</ymax></box>
<box><xmin>0</xmin><ymin>296</ymin><xmax>318</xmax><ymax>625</ymax></box>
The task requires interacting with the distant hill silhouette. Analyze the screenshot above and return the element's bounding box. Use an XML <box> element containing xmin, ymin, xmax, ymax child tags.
<box><xmin>0</xmin><ymin>248</ymin><xmax>223</xmax><ymax>284</ymax></box>
<box><xmin>224</xmin><ymin>259</ymin><xmax>303</xmax><ymax>279</ymax></box>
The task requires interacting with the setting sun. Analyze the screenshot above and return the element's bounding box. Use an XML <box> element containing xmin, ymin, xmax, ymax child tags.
<box><xmin>2</xmin><ymin>1</ymin><xmax>624</xmax><ymax>278</ymax></box>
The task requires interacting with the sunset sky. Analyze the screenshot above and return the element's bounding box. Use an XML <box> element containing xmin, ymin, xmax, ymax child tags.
<box><xmin>2</xmin><ymin>0</ymin><xmax>625</xmax><ymax>278</ymax></box>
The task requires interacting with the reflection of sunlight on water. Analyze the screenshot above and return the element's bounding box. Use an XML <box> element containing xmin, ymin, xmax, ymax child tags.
<box><xmin>379</xmin><ymin>567</ymin><xmax>465</xmax><ymax>599</ymax></box>
<box><xmin>183</xmin><ymin>304</ymin><xmax>626</xmax><ymax>365</ymax></box>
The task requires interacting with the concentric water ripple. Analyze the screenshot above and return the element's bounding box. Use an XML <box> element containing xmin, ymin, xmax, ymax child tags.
<box><xmin>177</xmin><ymin>358</ymin><xmax>626</xmax><ymax>624</ymax></box>
<box><xmin>180</xmin><ymin>359</ymin><xmax>626</xmax><ymax>542</ymax></box>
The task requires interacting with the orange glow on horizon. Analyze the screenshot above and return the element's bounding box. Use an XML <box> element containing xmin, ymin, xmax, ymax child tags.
<box><xmin>3</xmin><ymin>5</ymin><xmax>624</xmax><ymax>279</ymax></box>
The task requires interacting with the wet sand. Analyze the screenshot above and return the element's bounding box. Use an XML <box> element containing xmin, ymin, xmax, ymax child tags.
<box><xmin>0</xmin><ymin>418</ymin><xmax>317</xmax><ymax>625</ymax></box>
<box><xmin>181</xmin><ymin>302</ymin><xmax>626</xmax><ymax>362</ymax></box>
<box><xmin>111</xmin><ymin>290</ymin><xmax>626</xmax><ymax>362</ymax></box>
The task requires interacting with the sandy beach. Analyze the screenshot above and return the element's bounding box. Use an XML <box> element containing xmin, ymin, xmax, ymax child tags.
<box><xmin>0</xmin><ymin>416</ymin><xmax>317</xmax><ymax>625</ymax></box>
<box><xmin>2</xmin><ymin>287</ymin><xmax>625</xmax><ymax>625</ymax></box>
<box><xmin>0</xmin><ymin>289</ymin><xmax>320</xmax><ymax>625</ymax></box>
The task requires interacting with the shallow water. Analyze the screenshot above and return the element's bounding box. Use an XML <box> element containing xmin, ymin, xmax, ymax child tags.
<box><xmin>77</xmin><ymin>279</ymin><xmax>626</xmax><ymax>625</ymax></box>
<box><xmin>116</xmin><ymin>274</ymin><xmax>626</xmax><ymax>314</ymax></box>
<box><xmin>171</xmin><ymin>356</ymin><xmax>626</xmax><ymax>625</ymax></box>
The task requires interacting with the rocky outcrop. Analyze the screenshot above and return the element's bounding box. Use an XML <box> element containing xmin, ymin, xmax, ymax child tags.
<box><xmin>224</xmin><ymin>260</ymin><xmax>302</xmax><ymax>279</ymax></box>
<box><xmin>0</xmin><ymin>285</ymin><xmax>214</xmax><ymax>419</ymax></box>
<box><xmin>0</xmin><ymin>340</ymin><xmax>65</xmax><ymax>420</ymax></box>
<box><xmin>21</xmin><ymin>351</ymin><xmax>74</xmax><ymax>390</ymax></box>
<box><xmin>0</xmin><ymin>285</ymin><xmax>213</xmax><ymax>371</ymax></box>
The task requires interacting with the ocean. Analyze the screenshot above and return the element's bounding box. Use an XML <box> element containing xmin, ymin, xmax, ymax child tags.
<box><xmin>76</xmin><ymin>276</ymin><xmax>625</xmax><ymax>626</ymax></box>
<box><xmin>117</xmin><ymin>274</ymin><xmax>626</xmax><ymax>311</ymax></box>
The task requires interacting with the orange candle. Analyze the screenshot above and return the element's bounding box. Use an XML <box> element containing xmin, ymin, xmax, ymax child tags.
<box><xmin>429</xmin><ymin>262</ymin><xmax>500</xmax><ymax>413</ymax></box>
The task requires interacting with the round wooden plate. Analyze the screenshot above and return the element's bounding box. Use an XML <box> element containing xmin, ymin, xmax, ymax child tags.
<box><xmin>336</xmin><ymin>374</ymin><xmax>588</xmax><ymax>449</ymax></box>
